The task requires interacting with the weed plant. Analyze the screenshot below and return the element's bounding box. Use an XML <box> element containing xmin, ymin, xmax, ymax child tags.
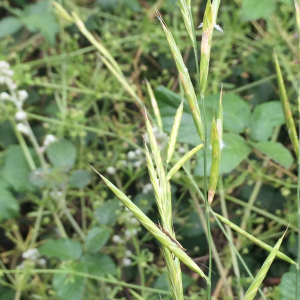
<box><xmin>0</xmin><ymin>0</ymin><xmax>300</xmax><ymax>300</ymax></box>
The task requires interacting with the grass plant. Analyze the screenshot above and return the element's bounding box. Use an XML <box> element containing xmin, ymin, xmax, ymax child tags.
<box><xmin>0</xmin><ymin>0</ymin><xmax>300</xmax><ymax>299</ymax></box>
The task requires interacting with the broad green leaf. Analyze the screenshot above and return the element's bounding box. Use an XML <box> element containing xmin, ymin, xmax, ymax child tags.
<box><xmin>95</xmin><ymin>199</ymin><xmax>120</xmax><ymax>225</ymax></box>
<box><xmin>81</xmin><ymin>253</ymin><xmax>117</xmax><ymax>276</ymax></box>
<box><xmin>97</xmin><ymin>0</ymin><xmax>119</xmax><ymax>9</ymax></box>
<box><xmin>155</xmin><ymin>86</ymin><xmax>250</xmax><ymax>146</ymax></box>
<box><xmin>250</xmin><ymin>101</ymin><xmax>285</xmax><ymax>141</ymax></box>
<box><xmin>38</xmin><ymin>239</ymin><xmax>82</xmax><ymax>261</ymax></box>
<box><xmin>0</xmin><ymin>17</ymin><xmax>23</xmax><ymax>38</ymax></box>
<box><xmin>53</xmin><ymin>262</ymin><xmax>87</xmax><ymax>300</ymax></box>
<box><xmin>241</xmin><ymin>0</ymin><xmax>276</xmax><ymax>21</ymax></box>
<box><xmin>69</xmin><ymin>170</ymin><xmax>92</xmax><ymax>188</ymax></box>
<box><xmin>195</xmin><ymin>133</ymin><xmax>251</xmax><ymax>176</ymax></box>
<box><xmin>0</xmin><ymin>121</ymin><xmax>18</xmax><ymax>147</ymax></box>
<box><xmin>0</xmin><ymin>145</ymin><xmax>34</xmax><ymax>192</ymax></box>
<box><xmin>0</xmin><ymin>285</ymin><xmax>14</xmax><ymax>300</ymax></box>
<box><xmin>279</xmin><ymin>271</ymin><xmax>300</xmax><ymax>300</ymax></box>
<box><xmin>85</xmin><ymin>227</ymin><xmax>111</xmax><ymax>253</ymax></box>
<box><xmin>46</xmin><ymin>139</ymin><xmax>77</xmax><ymax>171</ymax></box>
<box><xmin>123</xmin><ymin>0</ymin><xmax>142</xmax><ymax>11</ymax></box>
<box><xmin>253</xmin><ymin>141</ymin><xmax>294</xmax><ymax>168</ymax></box>
<box><xmin>21</xmin><ymin>14</ymin><xmax>59</xmax><ymax>45</ymax></box>
<box><xmin>0</xmin><ymin>182</ymin><xmax>19</xmax><ymax>221</ymax></box>
<box><xmin>28</xmin><ymin>0</ymin><xmax>48</xmax><ymax>14</ymax></box>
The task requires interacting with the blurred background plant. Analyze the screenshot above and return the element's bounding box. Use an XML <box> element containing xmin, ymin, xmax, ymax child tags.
<box><xmin>0</xmin><ymin>0</ymin><xmax>299</xmax><ymax>299</ymax></box>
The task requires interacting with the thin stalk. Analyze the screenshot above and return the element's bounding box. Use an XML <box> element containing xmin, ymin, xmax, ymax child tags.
<box><xmin>131</xmin><ymin>235</ymin><xmax>145</xmax><ymax>298</ymax></box>
<box><xmin>219</xmin><ymin>177</ymin><xmax>243</xmax><ymax>299</ymax></box>
<box><xmin>1</xmin><ymin>269</ymin><xmax>172</xmax><ymax>296</ymax></box>
<box><xmin>63</xmin><ymin>206</ymin><xmax>85</xmax><ymax>241</ymax></box>
<box><xmin>52</xmin><ymin>212</ymin><xmax>67</xmax><ymax>238</ymax></box>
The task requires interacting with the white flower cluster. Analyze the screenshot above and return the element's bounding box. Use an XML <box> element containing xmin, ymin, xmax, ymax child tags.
<box><xmin>0</xmin><ymin>61</ymin><xmax>31</xmax><ymax>135</ymax></box>
<box><xmin>127</xmin><ymin>148</ymin><xmax>144</xmax><ymax>168</ymax></box>
<box><xmin>17</xmin><ymin>248</ymin><xmax>46</xmax><ymax>269</ymax></box>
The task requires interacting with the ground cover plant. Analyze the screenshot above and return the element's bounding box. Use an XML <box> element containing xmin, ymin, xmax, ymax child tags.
<box><xmin>0</xmin><ymin>0</ymin><xmax>300</xmax><ymax>299</ymax></box>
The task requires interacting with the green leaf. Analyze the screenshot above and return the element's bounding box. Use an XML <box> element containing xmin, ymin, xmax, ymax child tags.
<box><xmin>0</xmin><ymin>185</ymin><xmax>20</xmax><ymax>221</ymax></box>
<box><xmin>81</xmin><ymin>253</ymin><xmax>117</xmax><ymax>276</ymax></box>
<box><xmin>253</xmin><ymin>141</ymin><xmax>294</xmax><ymax>168</ymax></box>
<box><xmin>250</xmin><ymin>101</ymin><xmax>285</xmax><ymax>141</ymax></box>
<box><xmin>21</xmin><ymin>13</ymin><xmax>59</xmax><ymax>45</ymax></box>
<box><xmin>38</xmin><ymin>239</ymin><xmax>82</xmax><ymax>261</ymax></box>
<box><xmin>279</xmin><ymin>271</ymin><xmax>300</xmax><ymax>300</ymax></box>
<box><xmin>155</xmin><ymin>86</ymin><xmax>250</xmax><ymax>146</ymax></box>
<box><xmin>0</xmin><ymin>121</ymin><xmax>18</xmax><ymax>147</ymax></box>
<box><xmin>53</xmin><ymin>262</ymin><xmax>87</xmax><ymax>300</ymax></box>
<box><xmin>0</xmin><ymin>17</ymin><xmax>23</xmax><ymax>38</ymax></box>
<box><xmin>241</xmin><ymin>0</ymin><xmax>276</xmax><ymax>21</ymax></box>
<box><xmin>28</xmin><ymin>0</ymin><xmax>48</xmax><ymax>14</ymax></box>
<box><xmin>69</xmin><ymin>170</ymin><xmax>92</xmax><ymax>188</ymax></box>
<box><xmin>46</xmin><ymin>139</ymin><xmax>77</xmax><ymax>171</ymax></box>
<box><xmin>0</xmin><ymin>285</ymin><xmax>14</xmax><ymax>300</ymax></box>
<box><xmin>85</xmin><ymin>227</ymin><xmax>111</xmax><ymax>253</ymax></box>
<box><xmin>195</xmin><ymin>133</ymin><xmax>251</xmax><ymax>176</ymax></box>
<box><xmin>97</xmin><ymin>0</ymin><xmax>119</xmax><ymax>9</ymax></box>
<box><xmin>0</xmin><ymin>145</ymin><xmax>34</xmax><ymax>192</ymax></box>
<box><xmin>123</xmin><ymin>0</ymin><xmax>141</xmax><ymax>11</ymax></box>
<box><xmin>95</xmin><ymin>199</ymin><xmax>120</xmax><ymax>225</ymax></box>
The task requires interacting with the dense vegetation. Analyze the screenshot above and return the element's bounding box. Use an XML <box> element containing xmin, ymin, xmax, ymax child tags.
<box><xmin>0</xmin><ymin>0</ymin><xmax>299</xmax><ymax>299</ymax></box>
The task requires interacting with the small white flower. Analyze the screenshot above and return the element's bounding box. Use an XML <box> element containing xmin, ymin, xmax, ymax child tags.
<box><xmin>37</xmin><ymin>258</ymin><xmax>46</xmax><ymax>267</ymax></box>
<box><xmin>178</xmin><ymin>147</ymin><xmax>185</xmax><ymax>154</ymax></box>
<box><xmin>125</xmin><ymin>229</ymin><xmax>138</xmax><ymax>239</ymax></box>
<box><xmin>127</xmin><ymin>151</ymin><xmax>136</xmax><ymax>160</ymax></box>
<box><xmin>44</xmin><ymin>134</ymin><xmax>56</xmax><ymax>146</ymax></box>
<box><xmin>0</xmin><ymin>61</ymin><xmax>10</xmax><ymax>69</ymax></box>
<box><xmin>120</xmin><ymin>160</ymin><xmax>127</xmax><ymax>166</ymax></box>
<box><xmin>0</xmin><ymin>92</ymin><xmax>11</xmax><ymax>100</ymax></box>
<box><xmin>10</xmin><ymin>82</ymin><xmax>17</xmax><ymax>90</ymax></box>
<box><xmin>3</xmin><ymin>69</ymin><xmax>14</xmax><ymax>77</ymax></box>
<box><xmin>112</xmin><ymin>235</ymin><xmax>124</xmax><ymax>244</ymax></box>
<box><xmin>16</xmin><ymin>123</ymin><xmax>30</xmax><ymax>135</ymax></box>
<box><xmin>16</xmin><ymin>262</ymin><xmax>25</xmax><ymax>269</ymax></box>
<box><xmin>106</xmin><ymin>166</ymin><xmax>116</xmax><ymax>175</ymax></box>
<box><xmin>0</xmin><ymin>76</ymin><xmax>5</xmax><ymax>84</ymax></box>
<box><xmin>135</xmin><ymin>149</ymin><xmax>142</xmax><ymax>155</ymax></box>
<box><xmin>15</xmin><ymin>111</ymin><xmax>27</xmax><ymax>121</ymax></box>
<box><xmin>142</xmin><ymin>183</ymin><xmax>153</xmax><ymax>194</ymax></box>
<box><xmin>125</xmin><ymin>250</ymin><xmax>132</xmax><ymax>257</ymax></box>
<box><xmin>22</xmin><ymin>248</ymin><xmax>40</xmax><ymax>261</ymax></box>
<box><xmin>18</xmin><ymin>90</ymin><xmax>28</xmax><ymax>102</ymax></box>
<box><xmin>133</xmin><ymin>161</ymin><xmax>142</xmax><ymax>168</ymax></box>
<box><xmin>123</xmin><ymin>258</ymin><xmax>132</xmax><ymax>266</ymax></box>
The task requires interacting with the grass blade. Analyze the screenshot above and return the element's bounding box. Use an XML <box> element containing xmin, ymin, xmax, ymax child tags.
<box><xmin>214</xmin><ymin>212</ymin><xmax>295</xmax><ymax>265</ymax></box>
<box><xmin>146</xmin><ymin>80</ymin><xmax>163</xmax><ymax>130</ymax></box>
<box><xmin>167</xmin><ymin>144</ymin><xmax>203</xmax><ymax>181</ymax></box>
<box><xmin>166</xmin><ymin>101</ymin><xmax>183</xmax><ymax>164</ymax></box>
<box><xmin>243</xmin><ymin>230</ymin><xmax>288</xmax><ymax>300</ymax></box>
<box><xmin>274</xmin><ymin>50</ymin><xmax>299</xmax><ymax>158</ymax></box>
